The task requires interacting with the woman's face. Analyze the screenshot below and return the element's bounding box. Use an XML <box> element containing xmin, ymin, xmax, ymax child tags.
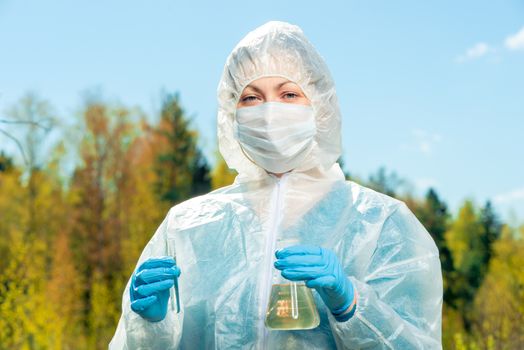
<box><xmin>237</xmin><ymin>76</ymin><xmax>311</xmax><ymax>109</ymax></box>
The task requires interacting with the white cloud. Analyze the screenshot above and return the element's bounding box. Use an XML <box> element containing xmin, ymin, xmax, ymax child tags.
<box><xmin>494</xmin><ymin>187</ymin><xmax>524</xmax><ymax>204</ymax></box>
<box><xmin>411</xmin><ymin>128</ymin><xmax>442</xmax><ymax>155</ymax></box>
<box><xmin>504</xmin><ymin>26</ymin><xmax>524</xmax><ymax>51</ymax></box>
<box><xmin>455</xmin><ymin>42</ymin><xmax>491</xmax><ymax>63</ymax></box>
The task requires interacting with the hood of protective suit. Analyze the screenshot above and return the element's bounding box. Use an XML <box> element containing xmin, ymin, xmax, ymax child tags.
<box><xmin>217</xmin><ymin>21</ymin><xmax>342</xmax><ymax>180</ymax></box>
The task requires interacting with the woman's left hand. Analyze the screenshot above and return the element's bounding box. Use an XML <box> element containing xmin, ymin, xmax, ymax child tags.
<box><xmin>274</xmin><ymin>245</ymin><xmax>356</xmax><ymax>321</ymax></box>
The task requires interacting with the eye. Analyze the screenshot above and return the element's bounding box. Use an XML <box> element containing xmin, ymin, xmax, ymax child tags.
<box><xmin>241</xmin><ymin>95</ymin><xmax>259</xmax><ymax>102</ymax></box>
<box><xmin>282</xmin><ymin>92</ymin><xmax>299</xmax><ymax>99</ymax></box>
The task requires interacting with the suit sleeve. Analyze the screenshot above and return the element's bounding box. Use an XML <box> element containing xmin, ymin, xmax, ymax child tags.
<box><xmin>328</xmin><ymin>202</ymin><xmax>443</xmax><ymax>349</ymax></box>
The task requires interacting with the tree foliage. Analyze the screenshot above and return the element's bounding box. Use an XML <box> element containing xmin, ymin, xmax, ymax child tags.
<box><xmin>471</xmin><ymin>225</ymin><xmax>524</xmax><ymax>349</ymax></box>
<box><xmin>150</xmin><ymin>93</ymin><xmax>210</xmax><ymax>203</ymax></box>
<box><xmin>211</xmin><ymin>152</ymin><xmax>237</xmax><ymax>190</ymax></box>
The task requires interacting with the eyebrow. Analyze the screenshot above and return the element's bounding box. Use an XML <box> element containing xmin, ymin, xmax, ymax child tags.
<box><xmin>242</xmin><ymin>80</ymin><xmax>296</xmax><ymax>94</ymax></box>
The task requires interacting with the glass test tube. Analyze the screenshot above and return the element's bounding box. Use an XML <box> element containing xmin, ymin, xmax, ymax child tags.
<box><xmin>279</xmin><ymin>238</ymin><xmax>299</xmax><ymax>320</ymax></box>
<box><xmin>290</xmin><ymin>281</ymin><xmax>298</xmax><ymax>319</ymax></box>
<box><xmin>166</xmin><ymin>237</ymin><xmax>180</xmax><ymax>313</ymax></box>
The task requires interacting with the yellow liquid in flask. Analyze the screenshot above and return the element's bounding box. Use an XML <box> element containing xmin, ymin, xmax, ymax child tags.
<box><xmin>264</xmin><ymin>283</ymin><xmax>320</xmax><ymax>330</ymax></box>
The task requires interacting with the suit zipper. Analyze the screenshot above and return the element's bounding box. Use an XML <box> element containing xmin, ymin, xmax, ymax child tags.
<box><xmin>259</xmin><ymin>174</ymin><xmax>287</xmax><ymax>349</ymax></box>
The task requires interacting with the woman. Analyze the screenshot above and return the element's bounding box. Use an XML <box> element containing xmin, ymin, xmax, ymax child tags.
<box><xmin>109</xmin><ymin>21</ymin><xmax>442</xmax><ymax>349</ymax></box>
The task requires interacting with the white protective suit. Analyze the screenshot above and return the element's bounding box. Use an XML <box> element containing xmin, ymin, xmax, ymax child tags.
<box><xmin>109</xmin><ymin>21</ymin><xmax>443</xmax><ymax>349</ymax></box>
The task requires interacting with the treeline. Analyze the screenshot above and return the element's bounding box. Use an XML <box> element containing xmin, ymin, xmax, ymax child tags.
<box><xmin>363</xmin><ymin>169</ymin><xmax>524</xmax><ymax>349</ymax></box>
<box><xmin>0</xmin><ymin>92</ymin><xmax>522</xmax><ymax>349</ymax></box>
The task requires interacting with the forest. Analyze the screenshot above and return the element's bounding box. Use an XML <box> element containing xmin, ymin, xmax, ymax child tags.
<box><xmin>0</xmin><ymin>92</ymin><xmax>523</xmax><ymax>349</ymax></box>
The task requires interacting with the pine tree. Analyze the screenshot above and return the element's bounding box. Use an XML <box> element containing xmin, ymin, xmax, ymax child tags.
<box><xmin>479</xmin><ymin>201</ymin><xmax>502</xmax><ymax>268</ymax></box>
<box><xmin>150</xmin><ymin>93</ymin><xmax>210</xmax><ymax>204</ymax></box>
<box><xmin>413</xmin><ymin>188</ymin><xmax>454</xmax><ymax>301</ymax></box>
<box><xmin>445</xmin><ymin>200</ymin><xmax>486</xmax><ymax>330</ymax></box>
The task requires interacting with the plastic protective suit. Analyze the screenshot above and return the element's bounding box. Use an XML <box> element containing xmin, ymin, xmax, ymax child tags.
<box><xmin>109</xmin><ymin>21</ymin><xmax>443</xmax><ymax>349</ymax></box>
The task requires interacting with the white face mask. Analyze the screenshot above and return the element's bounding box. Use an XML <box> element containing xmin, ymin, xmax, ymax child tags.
<box><xmin>233</xmin><ymin>102</ymin><xmax>316</xmax><ymax>174</ymax></box>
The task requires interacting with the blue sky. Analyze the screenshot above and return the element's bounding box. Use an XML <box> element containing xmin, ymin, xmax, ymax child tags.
<box><xmin>1</xmin><ymin>1</ymin><xmax>523</xmax><ymax>222</ymax></box>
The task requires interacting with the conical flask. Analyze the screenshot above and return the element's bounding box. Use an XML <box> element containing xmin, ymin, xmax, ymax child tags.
<box><xmin>264</xmin><ymin>238</ymin><xmax>320</xmax><ymax>330</ymax></box>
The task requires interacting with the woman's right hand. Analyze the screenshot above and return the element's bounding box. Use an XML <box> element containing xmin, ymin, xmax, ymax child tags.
<box><xmin>130</xmin><ymin>256</ymin><xmax>181</xmax><ymax>322</ymax></box>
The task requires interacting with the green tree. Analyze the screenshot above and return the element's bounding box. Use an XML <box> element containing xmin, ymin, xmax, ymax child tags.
<box><xmin>0</xmin><ymin>151</ymin><xmax>14</xmax><ymax>172</ymax></box>
<box><xmin>445</xmin><ymin>200</ymin><xmax>487</xmax><ymax>330</ymax></box>
<box><xmin>479</xmin><ymin>201</ymin><xmax>502</xmax><ymax>267</ymax></box>
<box><xmin>472</xmin><ymin>225</ymin><xmax>524</xmax><ymax>349</ymax></box>
<box><xmin>211</xmin><ymin>152</ymin><xmax>237</xmax><ymax>190</ymax></box>
<box><xmin>414</xmin><ymin>189</ymin><xmax>454</xmax><ymax>295</ymax></box>
<box><xmin>367</xmin><ymin>167</ymin><xmax>405</xmax><ymax>197</ymax></box>
<box><xmin>151</xmin><ymin>93</ymin><xmax>210</xmax><ymax>204</ymax></box>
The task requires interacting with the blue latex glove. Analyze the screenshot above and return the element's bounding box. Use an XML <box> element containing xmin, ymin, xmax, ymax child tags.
<box><xmin>274</xmin><ymin>245</ymin><xmax>356</xmax><ymax>321</ymax></box>
<box><xmin>130</xmin><ymin>256</ymin><xmax>181</xmax><ymax>322</ymax></box>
